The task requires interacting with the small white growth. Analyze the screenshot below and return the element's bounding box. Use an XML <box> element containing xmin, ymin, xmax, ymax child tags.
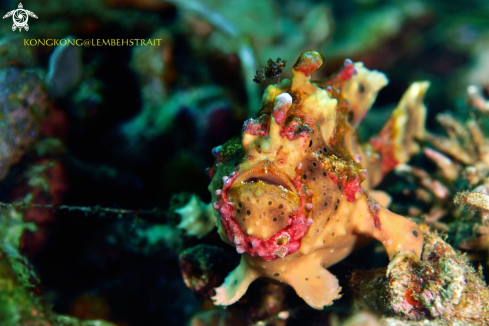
<box><xmin>176</xmin><ymin>194</ymin><xmax>216</xmax><ymax>238</ymax></box>
<box><xmin>274</xmin><ymin>92</ymin><xmax>292</xmax><ymax>108</ymax></box>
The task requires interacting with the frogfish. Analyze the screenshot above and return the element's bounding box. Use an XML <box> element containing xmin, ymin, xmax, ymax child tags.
<box><xmin>207</xmin><ymin>51</ymin><xmax>426</xmax><ymax>309</ymax></box>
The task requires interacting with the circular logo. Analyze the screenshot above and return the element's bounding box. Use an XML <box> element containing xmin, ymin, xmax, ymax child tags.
<box><xmin>13</xmin><ymin>9</ymin><xmax>28</xmax><ymax>27</ymax></box>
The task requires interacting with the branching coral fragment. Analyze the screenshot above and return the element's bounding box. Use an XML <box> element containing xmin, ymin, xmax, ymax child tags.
<box><xmin>454</xmin><ymin>190</ymin><xmax>489</xmax><ymax>219</ymax></box>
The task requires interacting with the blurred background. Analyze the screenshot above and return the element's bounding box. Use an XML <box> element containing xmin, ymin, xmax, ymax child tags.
<box><xmin>1</xmin><ymin>0</ymin><xmax>489</xmax><ymax>325</ymax></box>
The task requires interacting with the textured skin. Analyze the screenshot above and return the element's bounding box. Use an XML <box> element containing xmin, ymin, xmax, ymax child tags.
<box><xmin>208</xmin><ymin>51</ymin><xmax>424</xmax><ymax>309</ymax></box>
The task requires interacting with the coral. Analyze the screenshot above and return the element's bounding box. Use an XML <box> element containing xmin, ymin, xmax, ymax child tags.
<box><xmin>350</xmin><ymin>225</ymin><xmax>489</xmax><ymax>323</ymax></box>
<box><xmin>175</xmin><ymin>194</ymin><xmax>217</xmax><ymax>238</ymax></box>
<box><xmin>455</xmin><ymin>188</ymin><xmax>489</xmax><ymax>261</ymax></box>
<box><xmin>468</xmin><ymin>85</ymin><xmax>489</xmax><ymax>117</ymax></box>
<box><xmin>0</xmin><ymin>207</ymin><xmax>116</xmax><ymax>326</ymax></box>
<box><xmin>424</xmin><ymin>112</ymin><xmax>489</xmax><ymax>176</ymax></box>
<box><xmin>13</xmin><ymin>158</ymin><xmax>68</xmax><ymax>256</ymax></box>
<box><xmin>179</xmin><ymin>244</ymin><xmax>238</xmax><ymax>300</ymax></box>
<box><xmin>392</xmin><ymin>88</ymin><xmax>489</xmax><ymax>256</ymax></box>
<box><xmin>0</xmin><ymin>67</ymin><xmax>48</xmax><ymax>181</ymax></box>
<box><xmin>207</xmin><ymin>51</ymin><xmax>424</xmax><ymax>310</ymax></box>
<box><xmin>4</xmin><ymin>60</ymin><xmax>70</xmax><ymax>257</ymax></box>
<box><xmin>455</xmin><ymin>190</ymin><xmax>489</xmax><ymax>218</ymax></box>
<box><xmin>5</xmin><ymin>2</ymin><xmax>489</xmax><ymax>325</ymax></box>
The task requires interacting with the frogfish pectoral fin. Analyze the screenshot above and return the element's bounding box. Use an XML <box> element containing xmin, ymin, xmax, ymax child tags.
<box><xmin>286</xmin><ymin>263</ymin><xmax>341</xmax><ymax>310</ymax></box>
<box><xmin>211</xmin><ymin>256</ymin><xmax>258</xmax><ymax>306</ymax></box>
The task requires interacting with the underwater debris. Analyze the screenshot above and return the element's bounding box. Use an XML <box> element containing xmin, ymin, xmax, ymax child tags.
<box><xmin>350</xmin><ymin>225</ymin><xmax>489</xmax><ymax>323</ymax></box>
<box><xmin>207</xmin><ymin>50</ymin><xmax>424</xmax><ymax>310</ymax></box>
<box><xmin>253</xmin><ymin>58</ymin><xmax>287</xmax><ymax>84</ymax></box>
